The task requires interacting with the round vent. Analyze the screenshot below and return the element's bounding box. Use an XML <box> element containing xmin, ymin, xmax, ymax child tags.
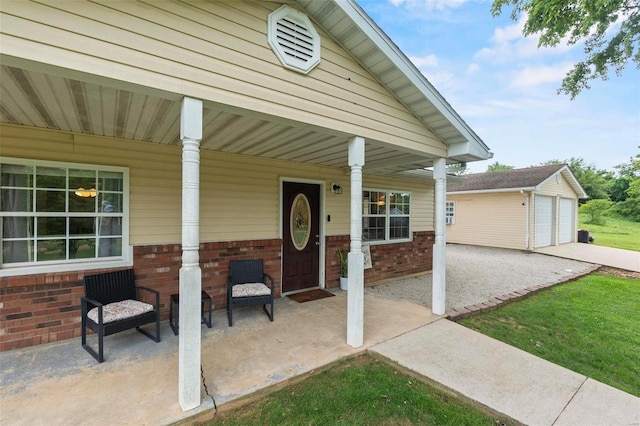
<box><xmin>268</xmin><ymin>5</ymin><xmax>321</xmax><ymax>74</ymax></box>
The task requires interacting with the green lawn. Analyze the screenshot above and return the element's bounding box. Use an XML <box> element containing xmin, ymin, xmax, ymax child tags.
<box><xmin>203</xmin><ymin>356</ymin><xmax>511</xmax><ymax>425</ymax></box>
<box><xmin>579</xmin><ymin>214</ymin><xmax>640</xmax><ymax>251</ymax></box>
<box><xmin>459</xmin><ymin>273</ymin><xmax>640</xmax><ymax>397</ymax></box>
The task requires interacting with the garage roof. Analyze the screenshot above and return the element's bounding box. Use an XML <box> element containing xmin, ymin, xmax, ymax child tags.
<box><xmin>447</xmin><ymin>164</ymin><xmax>588</xmax><ymax>198</ymax></box>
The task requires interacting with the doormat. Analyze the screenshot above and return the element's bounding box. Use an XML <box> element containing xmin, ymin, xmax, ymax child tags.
<box><xmin>288</xmin><ymin>289</ymin><xmax>336</xmax><ymax>303</ymax></box>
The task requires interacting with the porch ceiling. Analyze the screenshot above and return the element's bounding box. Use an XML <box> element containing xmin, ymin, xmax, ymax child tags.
<box><xmin>0</xmin><ymin>64</ymin><xmax>437</xmax><ymax>177</ymax></box>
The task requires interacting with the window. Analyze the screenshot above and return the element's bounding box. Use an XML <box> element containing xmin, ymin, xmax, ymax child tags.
<box><xmin>362</xmin><ymin>190</ymin><xmax>411</xmax><ymax>243</ymax></box>
<box><xmin>445</xmin><ymin>201</ymin><xmax>455</xmax><ymax>225</ymax></box>
<box><xmin>1</xmin><ymin>158</ymin><xmax>129</xmax><ymax>273</ymax></box>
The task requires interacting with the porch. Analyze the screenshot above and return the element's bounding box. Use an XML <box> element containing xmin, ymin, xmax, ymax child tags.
<box><xmin>0</xmin><ymin>290</ymin><xmax>438</xmax><ymax>425</ymax></box>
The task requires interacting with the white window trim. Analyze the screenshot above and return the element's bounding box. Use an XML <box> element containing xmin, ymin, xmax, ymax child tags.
<box><xmin>362</xmin><ymin>188</ymin><xmax>412</xmax><ymax>245</ymax></box>
<box><xmin>0</xmin><ymin>157</ymin><xmax>132</xmax><ymax>277</ymax></box>
<box><xmin>445</xmin><ymin>200</ymin><xmax>455</xmax><ymax>225</ymax></box>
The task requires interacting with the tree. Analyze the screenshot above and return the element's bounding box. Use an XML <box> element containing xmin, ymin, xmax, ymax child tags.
<box><xmin>579</xmin><ymin>199</ymin><xmax>614</xmax><ymax>225</ymax></box>
<box><xmin>486</xmin><ymin>162</ymin><xmax>515</xmax><ymax>172</ymax></box>
<box><xmin>491</xmin><ymin>0</ymin><xmax>640</xmax><ymax>98</ymax></box>
<box><xmin>611</xmin><ymin>149</ymin><xmax>640</xmax><ymax>221</ymax></box>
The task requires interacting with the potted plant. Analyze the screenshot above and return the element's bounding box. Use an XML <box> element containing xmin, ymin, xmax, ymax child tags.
<box><xmin>337</xmin><ymin>248</ymin><xmax>348</xmax><ymax>291</ymax></box>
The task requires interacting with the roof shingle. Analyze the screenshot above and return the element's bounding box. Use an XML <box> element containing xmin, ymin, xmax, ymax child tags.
<box><xmin>447</xmin><ymin>164</ymin><xmax>566</xmax><ymax>192</ymax></box>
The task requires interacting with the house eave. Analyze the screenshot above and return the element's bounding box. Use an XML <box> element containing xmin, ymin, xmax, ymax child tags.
<box><xmin>447</xmin><ymin>187</ymin><xmax>536</xmax><ymax>195</ymax></box>
<box><xmin>296</xmin><ymin>0</ymin><xmax>492</xmax><ymax>163</ymax></box>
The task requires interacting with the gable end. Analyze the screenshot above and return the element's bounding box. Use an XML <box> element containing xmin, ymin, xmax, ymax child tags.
<box><xmin>268</xmin><ymin>5</ymin><xmax>321</xmax><ymax>74</ymax></box>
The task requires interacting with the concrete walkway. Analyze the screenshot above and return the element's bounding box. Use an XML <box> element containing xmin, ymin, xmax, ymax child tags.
<box><xmin>536</xmin><ymin>243</ymin><xmax>640</xmax><ymax>272</ymax></box>
<box><xmin>372</xmin><ymin>320</ymin><xmax>640</xmax><ymax>426</ymax></box>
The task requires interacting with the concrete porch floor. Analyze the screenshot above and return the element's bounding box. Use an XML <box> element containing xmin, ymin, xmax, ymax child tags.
<box><xmin>4</xmin><ymin>244</ymin><xmax>632</xmax><ymax>425</ymax></box>
<box><xmin>0</xmin><ymin>291</ymin><xmax>438</xmax><ymax>425</ymax></box>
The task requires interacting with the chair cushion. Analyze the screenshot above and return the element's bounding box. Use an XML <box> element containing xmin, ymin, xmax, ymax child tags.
<box><xmin>232</xmin><ymin>283</ymin><xmax>271</xmax><ymax>298</ymax></box>
<box><xmin>87</xmin><ymin>299</ymin><xmax>154</xmax><ymax>324</ymax></box>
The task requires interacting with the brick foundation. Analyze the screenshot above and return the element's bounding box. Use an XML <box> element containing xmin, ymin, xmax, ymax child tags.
<box><xmin>0</xmin><ymin>239</ymin><xmax>282</xmax><ymax>352</ymax></box>
<box><xmin>325</xmin><ymin>231</ymin><xmax>435</xmax><ymax>287</ymax></box>
<box><xmin>1</xmin><ymin>232</ymin><xmax>433</xmax><ymax>352</ymax></box>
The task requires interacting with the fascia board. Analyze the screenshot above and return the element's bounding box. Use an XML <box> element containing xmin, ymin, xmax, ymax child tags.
<box><xmin>447</xmin><ymin>187</ymin><xmax>536</xmax><ymax>195</ymax></box>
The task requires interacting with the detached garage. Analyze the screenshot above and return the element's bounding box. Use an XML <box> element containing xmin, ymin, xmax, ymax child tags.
<box><xmin>446</xmin><ymin>164</ymin><xmax>587</xmax><ymax>250</ymax></box>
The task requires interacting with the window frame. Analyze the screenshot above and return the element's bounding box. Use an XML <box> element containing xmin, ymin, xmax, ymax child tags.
<box><xmin>445</xmin><ymin>201</ymin><xmax>455</xmax><ymax>225</ymax></box>
<box><xmin>0</xmin><ymin>157</ymin><xmax>132</xmax><ymax>277</ymax></box>
<box><xmin>362</xmin><ymin>188</ymin><xmax>412</xmax><ymax>245</ymax></box>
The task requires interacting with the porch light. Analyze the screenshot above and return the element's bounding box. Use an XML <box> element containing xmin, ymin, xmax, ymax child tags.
<box><xmin>75</xmin><ymin>187</ymin><xmax>97</xmax><ymax>197</ymax></box>
<box><xmin>331</xmin><ymin>182</ymin><xmax>343</xmax><ymax>195</ymax></box>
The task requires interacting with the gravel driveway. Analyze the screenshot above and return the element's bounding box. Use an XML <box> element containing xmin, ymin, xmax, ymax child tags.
<box><xmin>366</xmin><ymin>244</ymin><xmax>597</xmax><ymax>311</ymax></box>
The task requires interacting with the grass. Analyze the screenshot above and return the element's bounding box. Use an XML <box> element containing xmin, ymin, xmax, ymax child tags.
<box><xmin>203</xmin><ymin>355</ymin><xmax>511</xmax><ymax>425</ymax></box>
<box><xmin>579</xmin><ymin>213</ymin><xmax>640</xmax><ymax>251</ymax></box>
<box><xmin>459</xmin><ymin>273</ymin><xmax>640</xmax><ymax>397</ymax></box>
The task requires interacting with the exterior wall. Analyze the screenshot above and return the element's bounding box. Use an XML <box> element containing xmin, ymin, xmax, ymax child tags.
<box><xmin>446</xmin><ymin>192</ymin><xmax>528</xmax><ymax>250</ymax></box>
<box><xmin>1</xmin><ymin>124</ymin><xmax>434</xmax><ymax>246</ymax></box>
<box><xmin>0</xmin><ymin>0</ymin><xmax>446</xmax><ymax>156</ymax></box>
<box><xmin>0</xmin><ymin>239</ymin><xmax>281</xmax><ymax>351</ymax></box>
<box><xmin>326</xmin><ymin>232</ymin><xmax>434</xmax><ymax>288</ymax></box>
<box><xmin>537</xmin><ymin>173</ymin><xmax>577</xmax><ymax>197</ymax></box>
<box><xmin>1</xmin><ymin>230</ymin><xmax>435</xmax><ymax>352</ymax></box>
<box><xmin>0</xmin><ymin>124</ymin><xmax>436</xmax><ymax>351</ymax></box>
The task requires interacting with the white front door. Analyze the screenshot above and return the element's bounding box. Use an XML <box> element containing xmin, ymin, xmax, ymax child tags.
<box><xmin>535</xmin><ymin>195</ymin><xmax>554</xmax><ymax>248</ymax></box>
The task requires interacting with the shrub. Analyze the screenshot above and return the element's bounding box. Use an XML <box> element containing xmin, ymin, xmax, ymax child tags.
<box><xmin>579</xmin><ymin>199</ymin><xmax>613</xmax><ymax>225</ymax></box>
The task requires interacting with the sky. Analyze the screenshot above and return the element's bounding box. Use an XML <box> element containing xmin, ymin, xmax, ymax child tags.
<box><xmin>358</xmin><ymin>0</ymin><xmax>640</xmax><ymax>174</ymax></box>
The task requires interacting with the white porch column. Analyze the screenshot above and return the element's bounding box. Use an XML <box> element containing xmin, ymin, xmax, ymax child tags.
<box><xmin>179</xmin><ymin>97</ymin><xmax>203</xmax><ymax>411</ymax></box>
<box><xmin>432</xmin><ymin>158</ymin><xmax>447</xmax><ymax>315</ymax></box>
<box><xmin>347</xmin><ymin>136</ymin><xmax>365</xmax><ymax>348</ymax></box>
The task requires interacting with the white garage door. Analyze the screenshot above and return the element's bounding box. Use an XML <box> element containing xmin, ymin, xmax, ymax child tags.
<box><xmin>558</xmin><ymin>198</ymin><xmax>575</xmax><ymax>244</ymax></box>
<box><xmin>535</xmin><ymin>196</ymin><xmax>554</xmax><ymax>248</ymax></box>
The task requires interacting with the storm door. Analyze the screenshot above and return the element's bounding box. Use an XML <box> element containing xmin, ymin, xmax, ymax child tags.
<box><xmin>282</xmin><ymin>182</ymin><xmax>320</xmax><ymax>293</ymax></box>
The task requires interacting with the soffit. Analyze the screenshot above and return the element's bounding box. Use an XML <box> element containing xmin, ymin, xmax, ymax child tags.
<box><xmin>0</xmin><ymin>0</ymin><xmax>491</xmax><ymax>175</ymax></box>
<box><xmin>0</xmin><ymin>64</ymin><xmax>436</xmax><ymax>177</ymax></box>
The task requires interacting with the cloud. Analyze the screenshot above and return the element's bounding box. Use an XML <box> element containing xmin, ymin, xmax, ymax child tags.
<box><xmin>510</xmin><ymin>63</ymin><xmax>574</xmax><ymax>87</ymax></box>
<box><xmin>475</xmin><ymin>16</ymin><xmax>574</xmax><ymax>61</ymax></box>
<box><xmin>387</xmin><ymin>0</ymin><xmax>470</xmax><ymax>10</ymax></box>
<box><xmin>466</xmin><ymin>63</ymin><xmax>480</xmax><ymax>74</ymax></box>
<box><xmin>409</xmin><ymin>54</ymin><xmax>439</xmax><ymax>68</ymax></box>
<box><xmin>493</xmin><ymin>19</ymin><xmax>524</xmax><ymax>44</ymax></box>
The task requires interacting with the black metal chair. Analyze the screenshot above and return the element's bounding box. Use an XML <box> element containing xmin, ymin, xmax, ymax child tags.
<box><xmin>81</xmin><ymin>269</ymin><xmax>160</xmax><ymax>363</ymax></box>
<box><xmin>227</xmin><ymin>259</ymin><xmax>275</xmax><ymax>326</ymax></box>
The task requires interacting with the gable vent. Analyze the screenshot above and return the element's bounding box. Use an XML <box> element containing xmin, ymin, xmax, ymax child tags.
<box><xmin>268</xmin><ymin>5</ymin><xmax>320</xmax><ymax>74</ymax></box>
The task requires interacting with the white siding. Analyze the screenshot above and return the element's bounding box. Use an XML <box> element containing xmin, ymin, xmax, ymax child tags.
<box><xmin>537</xmin><ymin>173</ymin><xmax>578</xmax><ymax>198</ymax></box>
<box><xmin>1</xmin><ymin>124</ymin><xmax>434</xmax><ymax>245</ymax></box>
<box><xmin>0</xmin><ymin>0</ymin><xmax>446</xmax><ymax>156</ymax></box>
<box><xmin>446</xmin><ymin>192</ymin><xmax>527</xmax><ymax>250</ymax></box>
